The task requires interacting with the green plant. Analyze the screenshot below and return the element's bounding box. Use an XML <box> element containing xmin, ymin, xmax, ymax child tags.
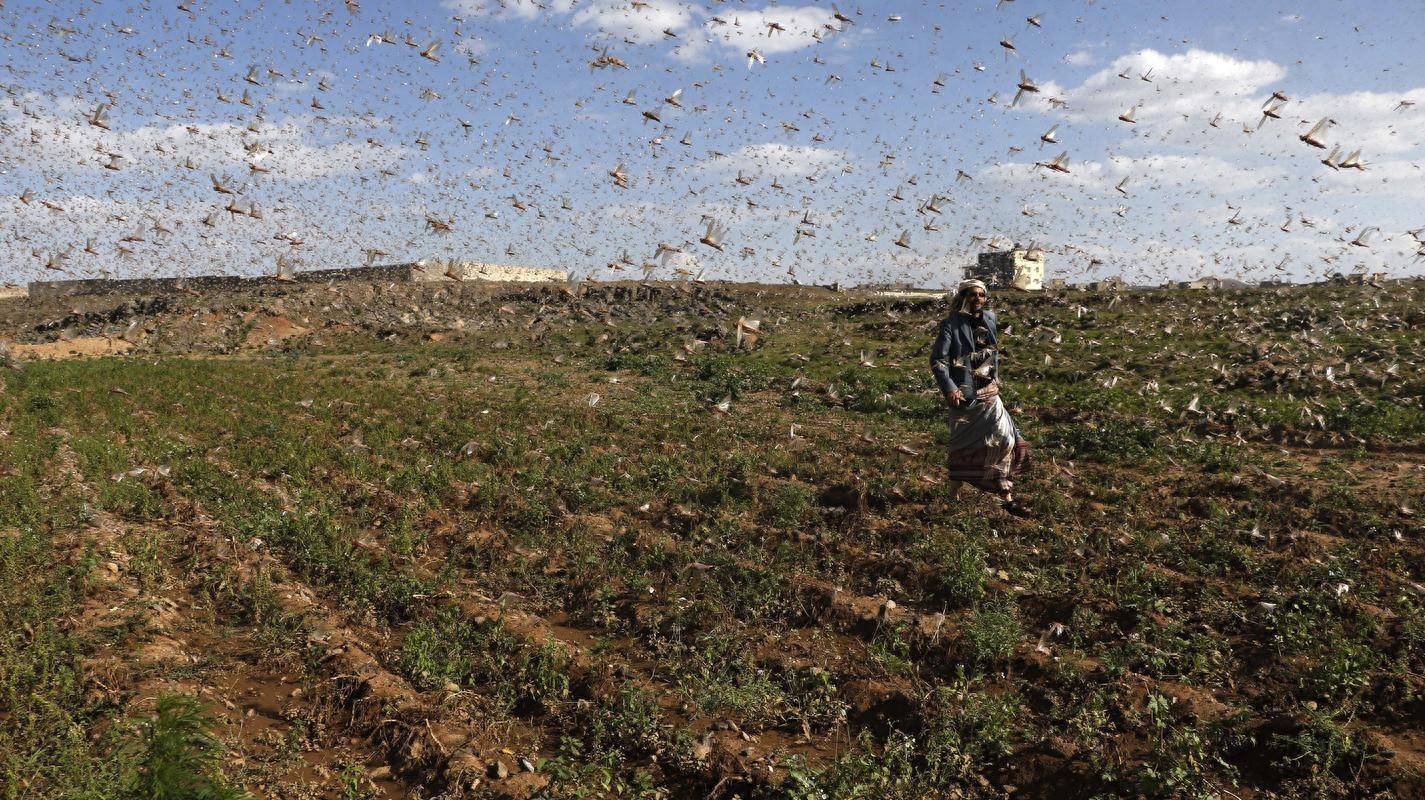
<box><xmin>931</xmin><ymin>535</ymin><xmax>986</xmax><ymax>608</ymax></box>
<box><xmin>868</xmin><ymin>620</ymin><xmax>914</xmax><ymax>676</ymax></box>
<box><xmin>1301</xmin><ymin>640</ymin><xmax>1377</xmax><ymax>702</ymax></box>
<box><xmin>1138</xmin><ymin>695</ymin><xmax>1233</xmax><ymax>799</ymax></box>
<box><xmin>1262</xmin><ymin>705</ymin><xmax>1376</xmax><ymax>790</ymax></box>
<box><xmin>335</xmin><ymin>759</ymin><xmax>376</xmax><ymax>800</ymax></box>
<box><xmin>964</xmin><ymin>603</ymin><xmax>1022</xmax><ymax>667</ymax></box>
<box><xmin>768</xmin><ymin>480</ymin><xmax>815</xmax><ymax>527</ymax></box>
<box><xmin>126</xmin><ymin>693</ymin><xmax>250</xmax><ymax>800</ymax></box>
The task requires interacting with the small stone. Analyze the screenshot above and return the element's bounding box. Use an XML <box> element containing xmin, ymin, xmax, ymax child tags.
<box><xmin>488</xmin><ymin>760</ymin><xmax>510</xmax><ymax>780</ymax></box>
<box><xmin>519</xmin><ymin>757</ymin><xmax>536</xmax><ymax>773</ymax></box>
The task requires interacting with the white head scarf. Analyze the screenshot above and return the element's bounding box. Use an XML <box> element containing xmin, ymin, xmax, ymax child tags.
<box><xmin>952</xmin><ymin>279</ymin><xmax>989</xmax><ymax>313</ymax></box>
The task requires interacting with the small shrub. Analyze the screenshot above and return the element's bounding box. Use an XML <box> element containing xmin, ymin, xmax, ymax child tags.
<box><xmin>1302</xmin><ymin>640</ymin><xmax>1377</xmax><ymax>702</ymax></box>
<box><xmin>931</xmin><ymin>536</ymin><xmax>987</xmax><ymax>608</ymax></box>
<box><xmin>768</xmin><ymin>481</ymin><xmax>814</xmax><ymax>527</ymax></box>
<box><xmin>964</xmin><ymin>603</ymin><xmax>1023</xmax><ymax>667</ymax></box>
<box><xmin>1139</xmin><ymin>697</ymin><xmax>1233</xmax><ymax>800</ymax></box>
<box><xmin>690</xmin><ymin>354</ymin><xmax>779</xmax><ymax>399</ymax></box>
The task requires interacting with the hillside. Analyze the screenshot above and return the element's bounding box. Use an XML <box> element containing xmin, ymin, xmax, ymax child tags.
<box><xmin>2</xmin><ymin>280</ymin><xmax>1423</xmax><ymax>799</ymax></box>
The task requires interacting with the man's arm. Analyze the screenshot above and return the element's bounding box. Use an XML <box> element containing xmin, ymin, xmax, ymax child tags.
<box><xmin>930</xmin><ymin>320</ymin><xmax>967</xmax><ymax>404</ymax></box>
<box><xmin>929</xmin><ymin>320</ymin><xmax>955</xmax><ymax>395</ymax></box>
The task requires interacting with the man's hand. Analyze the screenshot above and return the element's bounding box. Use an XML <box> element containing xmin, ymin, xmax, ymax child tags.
<box><xmin>946</xmin><ymin>389</ymin><xmax>965</xmax><ymax>407</ymax></box>
<box><xmin>977</xmin><ymin>383</ymin><xmax>999</xmax><ymax>401</ymax></box>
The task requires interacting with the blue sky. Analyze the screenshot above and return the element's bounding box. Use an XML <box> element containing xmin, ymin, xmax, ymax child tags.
<box><xmin>3</xmin><ymin>0</ymin><xmax>1424</xmax><ymax>287</ymax></box>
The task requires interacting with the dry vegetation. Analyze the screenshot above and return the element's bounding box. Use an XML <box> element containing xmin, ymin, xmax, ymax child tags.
<box><xmin>2</xmin><ymin>279</ymin><xmax>1423</xmax><ymax>799</ymax></box>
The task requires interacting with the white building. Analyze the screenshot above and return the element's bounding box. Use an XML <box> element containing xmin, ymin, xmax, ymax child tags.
<box><xmin>412</xmin><ymin>260</ymin><xmax>568</xmax><ymax>284</ymax></box>
<box><xmin>971</xmin><ymin>247</ymin><xmax>1046</xmax><ymax>291</ymax></box>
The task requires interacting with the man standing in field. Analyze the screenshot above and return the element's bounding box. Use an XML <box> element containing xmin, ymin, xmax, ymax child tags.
<box><xmin>930</xmin><ymin>279</ymin><xmax>1031</xmax><ymax>516</ymax></box>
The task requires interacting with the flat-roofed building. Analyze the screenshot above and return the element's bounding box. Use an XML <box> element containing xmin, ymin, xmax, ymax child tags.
<box><xmin>412</xmin><ymin>260</ymin><xmax>568</xmax><ymax>283</ymax></box>
<box><xmin>970</xmin><ymin>246</ymin><xmax>1046</xmax><ymax>290</ymax></box>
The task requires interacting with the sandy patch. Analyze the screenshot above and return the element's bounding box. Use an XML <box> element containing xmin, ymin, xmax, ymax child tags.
<box><xmin>8</xmin><ymin>336</ymin><xmax>134</xmax><ymax>360</ymax></box>
<box><xmin>244</xmin><ymin>314</ymin><xmax>309</xmax><ymax>347</ymax></box>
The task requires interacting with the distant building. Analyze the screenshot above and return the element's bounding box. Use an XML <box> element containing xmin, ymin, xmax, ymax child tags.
<box><xmin>1089</xmin><ymin>276</ymin><xmax>1125</xmax><ymax>292</ymax></box>
<box><xmin>1332</xmin><ymin>271</ymin><xmax>1388</xmax><ymax>287</ymax></box>
<box><xmin>412</xmin><ymin>260</ymin><xmax>568</xmax><ymax>284</ymax></box>
<box><xmin>971</xmin><ymin>246</ymin><xmax>1046</xmax><ymax>291</ymax></box>
<box><xmin>1179</xmin><ymin>275</ymin><xmax>1251</xmax><ymax>291</ymax></box>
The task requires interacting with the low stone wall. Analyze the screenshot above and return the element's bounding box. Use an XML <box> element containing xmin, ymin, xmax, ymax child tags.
<box><xmin>25</xmin><ymin>262</ymin><xmax>569</xmax><ymax>299</ymax></box>
<box><xmin>26</xmin><ymin>264</ymin><xmax>419</xmax><ymax>299</ymax></box>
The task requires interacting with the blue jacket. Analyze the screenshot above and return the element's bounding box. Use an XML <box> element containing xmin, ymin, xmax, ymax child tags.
<box><xmin>930</xmin><ymin>310</ymin><xmax>999</xmax><ymax>406</ymax></box>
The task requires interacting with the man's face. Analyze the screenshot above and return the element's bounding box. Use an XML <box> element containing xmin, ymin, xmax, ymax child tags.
<box><xmin>965</xmin><ymin>288</ymin><xmax>987</xmax><ymax>313</ymax></box>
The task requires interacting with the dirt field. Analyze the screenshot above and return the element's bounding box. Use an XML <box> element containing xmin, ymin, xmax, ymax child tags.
<box><xmin>2</xmin><ymin>279</ymin><xmax>1422</xmax><ymax>799</ymax></box>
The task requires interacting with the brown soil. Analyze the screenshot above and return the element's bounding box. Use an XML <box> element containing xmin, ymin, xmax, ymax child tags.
<box><xmin>9</xmin><ymin>335</ymin><xmax>134</xmax><ymax>359</ymax></box>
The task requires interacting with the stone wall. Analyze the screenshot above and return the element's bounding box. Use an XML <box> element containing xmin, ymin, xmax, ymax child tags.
<box><xmin>27</xmin><ymin>264</ymin><xmax>419</xmax><ymax>299</ymax></box>
<box><xmin>26</xmin><ymin>262</ymin><xmax>568</xmax><ymax>299</ymax></box>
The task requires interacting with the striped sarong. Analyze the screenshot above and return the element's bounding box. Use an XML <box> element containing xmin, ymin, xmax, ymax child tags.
<box><xmin>946</xmin><ymin>395</ymin><xmax>1030</xmax><ymax>494</ymax></box>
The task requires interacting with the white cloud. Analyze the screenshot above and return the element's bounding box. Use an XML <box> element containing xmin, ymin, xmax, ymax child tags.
<box><xmin>441</xmin><ymin>0</ymin><xmax>839</xmax><ymax>59</ymax></box>
<box><xmin>0</xmin><ymin>98</ymin><xmax>405</xmax><ymax>182</ymax></box>
<box><xmin>564</xmin><ymin>0</ymin><xmax>695</xmax><ymax>43</ymax></box>
<box><xmin>701</xmin><ymin>6</ymin><xmax>840</xmax><ymax>55</ymax></box>
<box><xmin>982</xmin><ymin>157</ymin><xmax>1107</xmax><ymax>191</ymax></box>
<box><xmin>454</xmin><ymin>36</ymin><xmax>490</xmax><ymax>57</ymax></box>
<box><xmin>443</xmin><ymin>0</ymin><xmax>543</xmax><ymax>21</ymax></box>
<box><xmin>1040</xmin><ymin>48</ymin><xmax>1287</xmax><ymax>126</ymax></box>
<box><xmin>1064</xmin><ymin>50</ymin><xmax>1098</xmax><ymax>67</ymax></box>
<box><xmin>1315</xmin><ymin>156</ymin><xmax>1425</xmax><ymax>198</ymax></box>
<box><xmin>1284</xmin><ymin>87</ymin><xmax>1425</xmax><ymax>155</ymax></box>
<box><xmin>983</xmin><ymin>151</ymin><xmax>1283</xmax><ymax>199</ymax></box>
<box><xmin>1108</xmin><ymin>153</ymin><xmax>1283</xmax><ymax>194</ymax></box>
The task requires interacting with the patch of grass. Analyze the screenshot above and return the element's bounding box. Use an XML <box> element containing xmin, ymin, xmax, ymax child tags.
<box><xmin>124</xmin><ymin>693</ymin><xmax>251</xmax><ymax>800</ymax></box>
<box><xmin>689</xmin><ymin>353</ymin><xmax>781</xmax><ymax>399</ymax></box>
<box><xmin>1041</xmin><ymin>416</ymin><xmax>1164</xmax><ymax>462</ymax></box>
<box><xmin>399</xmin><ymin>609</ymin><xmax>570</xmax><ymax>711</ymax></box>
<box><xmin>927</xmin><ymin>534</ymin><xmax>987</xmax><ymax>609</ymax></box>
<box><xmin>964</xmin><ymin>602</ymin><xmax>1023</xmax><ymax>668</ymax></box>
<box><xmin>767</xmin><ymin>480</ymin><xmax>815</xmax><ymax>527</ymax></box>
